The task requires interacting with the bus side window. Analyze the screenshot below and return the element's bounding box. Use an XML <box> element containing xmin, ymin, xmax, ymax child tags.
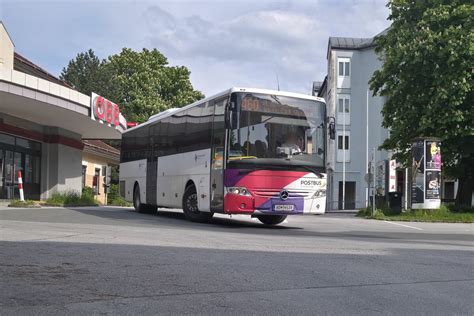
<box><xmin>159</xmin><ymin>118</ymin><xmax>170</xmax><ymax>156</ymax></box>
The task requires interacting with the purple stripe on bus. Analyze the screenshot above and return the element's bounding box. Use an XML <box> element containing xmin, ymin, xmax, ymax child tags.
<box><xmin>224</xmin><ymin>169</ymin><xmax>247</xmax><ymax>187</ymax></box>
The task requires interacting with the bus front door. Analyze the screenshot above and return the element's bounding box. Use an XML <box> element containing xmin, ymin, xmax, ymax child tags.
<box><xmin>210</xmin><ymin>98</ymin><xmax>226</xmax><ymax>212</ymax></box>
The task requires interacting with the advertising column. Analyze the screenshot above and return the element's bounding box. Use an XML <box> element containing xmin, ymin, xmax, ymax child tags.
<box><xmin>411</xmin><ymin>138</ymin><xmax>441</xmax><ymax>209</ymax></box>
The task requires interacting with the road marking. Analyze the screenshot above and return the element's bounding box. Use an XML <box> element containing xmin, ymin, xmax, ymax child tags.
<box><xmin>383</xmin><ymin>220</ymin><xmax>423</xmax><ymax>231</ymax></box>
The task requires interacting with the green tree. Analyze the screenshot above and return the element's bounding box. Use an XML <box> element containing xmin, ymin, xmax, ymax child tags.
<box><xmin>61</xmin><ymin>48</ymin><xmax>204</xmax><ymax>123</ymax></box>
<box><xmin>59</xmin><ymin>49</ymin><xmax>108</xmax><ymax>96</ymax></box>
<box><xmin>370</xmin><ymin>0</ymin><xmax>474</xmax><ymax>207</ymax></box>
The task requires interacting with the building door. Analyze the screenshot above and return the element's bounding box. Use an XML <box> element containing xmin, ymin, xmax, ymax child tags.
<box><xmin>338</xmin><ymin>181</ymin><xmax>356</xmax><ymax>209</ymax></box>
<box><xmin>3</xmin><ymin>150</ymin><xmax>15</xmax><ymax>199</ymax></box>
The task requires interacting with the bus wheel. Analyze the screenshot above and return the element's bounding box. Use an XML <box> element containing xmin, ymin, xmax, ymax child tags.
<box><xmin>133</xmin><ymin>184</ymin><xmax>144</xmax><ymax>213</ymax></box>
<box><xmin>182</xmin><ymin>185</ymin><xmax>213</xmax><ymax>223</ymax></box>
<box><xmin>257</xmin><ymin>215</ymin><xmax>287</xmax><ymax>225</ymax></box>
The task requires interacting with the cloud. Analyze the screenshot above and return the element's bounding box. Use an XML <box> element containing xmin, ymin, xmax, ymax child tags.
<box><xmin>1</xmin><ymin>0</ymin><xmax>390</xmax><ymax>96</ymax></box>
<box><xmin>143</xmin><ymin>1</ymin><xmax>389</xmax><ymax>95</ymax></box>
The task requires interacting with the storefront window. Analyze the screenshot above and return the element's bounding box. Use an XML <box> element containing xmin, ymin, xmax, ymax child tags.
<box><xmin>0</xmin><ymin>134</ymin><xmax>15</xmax><ymax>146</ymax></box>
<box><xmin>0</xmin><ymin>133</ymin><xmax>41</xmax><ymax>199</ymax></box>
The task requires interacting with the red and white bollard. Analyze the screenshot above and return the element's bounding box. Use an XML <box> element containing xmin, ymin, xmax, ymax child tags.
<box><xmin>18</xmin><ymin>170</ymin><xmax>25</xmax><ymax>201</ymax></box>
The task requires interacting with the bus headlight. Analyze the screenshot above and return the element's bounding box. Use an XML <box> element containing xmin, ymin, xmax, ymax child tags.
<box><xmin>226</xmin><ymin>187</ymin><xmax>252</xmax><ymax>197</ymax></box>
<box><xmin>313</xmin><ymin>189</ymin><xmax>326</xmax><ymax>198</ymax></box>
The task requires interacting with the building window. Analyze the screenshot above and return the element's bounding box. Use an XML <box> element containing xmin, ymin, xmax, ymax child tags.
<box><xmin>338</xmin><ymin>97</ymin><xmax>350</xmax><ymax>113</ymax></box>
<box><xmin>82</xmin><ymin>165</ymin><xmax>87</xmax><ymax>189</ymax></box>
<box><xmin>337</xmin><ymin>132</ymin><xmax>350</xmax><ymax>162</ymax></box>
<box><xmin>338</xmin><ymin>60</ymin><xmax>350</xmax><ymax>76</ymax></box>
<box><xmin>337</xmin><ymin>95</ymin><xmax>350</xmax><ymax>125</ymax></box>
<box><xmin>338</xmin><ymin>135</ymin><xmax>349</xmax><ymax>150</ymax></box>
<box><xmin>93</xmin><ymin>168</ymin><xmax>100</xmax><ymax>195</ymax></box>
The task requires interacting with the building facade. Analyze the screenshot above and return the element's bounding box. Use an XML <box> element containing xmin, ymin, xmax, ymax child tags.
<box><xmin>316</xmin><ymin>34</ymin><xmax>390</xmax><ymax>210</ymax></box>
<box><xmin>0</xmin><ymin>22</ymin><xmax>126</xmax><ymax>201</ymax></box>
<box><xmin>316</xmin><ymin>31</ymin><xmax>461</xmax><ymax>210</ymax></box>
<box><xmin>82</xmin><ymin>140</ymin><xmax>120</xmax><ymax>205</ymax></box>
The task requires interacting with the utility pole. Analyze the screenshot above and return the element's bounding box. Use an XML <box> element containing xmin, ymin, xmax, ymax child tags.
<box><xmin>342</xmin><ymin>104</ymin><xmax>346</xmax><ymax>210</ymax></box>
<box><xmin>372</xmin><ymin>147</ymin><xmax>376</xmax><ymax>216</ymax></box>
<box><xmin>366</xmin><ymin>88</ymin><xmax>369</xmax><ymax>208</ymax></box>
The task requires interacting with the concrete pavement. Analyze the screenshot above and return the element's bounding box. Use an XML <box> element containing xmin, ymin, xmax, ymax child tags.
<box><xmin>1</xmin><ymin>206</ymin><xmax>473</xmax><ymax>315</ymax></box>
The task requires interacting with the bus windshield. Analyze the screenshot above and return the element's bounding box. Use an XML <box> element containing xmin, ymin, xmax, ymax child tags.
<box><xmin>228</xmin><ymin>92</ymin><xmax>325</xmax><ymax>169</ymax></box>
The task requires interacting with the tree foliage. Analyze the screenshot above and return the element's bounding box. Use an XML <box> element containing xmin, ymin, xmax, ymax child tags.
<box><xmin>60</xmin><ymin>48</ymin><xmax>204</xmax><ymax>123</ymax></box>
<box><xmin>370</xmin><ymin>0</ymin><xmax>474</xmax><ymax>206</ymax></box>
<box><xmin>59</xmin><ymin>49</ymin><xmax>107</xmax><ymax>96</ymax></box>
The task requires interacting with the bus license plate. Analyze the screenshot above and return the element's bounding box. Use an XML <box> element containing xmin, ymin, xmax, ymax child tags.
<box><xmin>274</xmin><ymin>204</ymin><xmax>294</xmax><ymax>211</ymax></box>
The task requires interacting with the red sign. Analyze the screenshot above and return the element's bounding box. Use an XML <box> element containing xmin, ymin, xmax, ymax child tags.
<box><xmin>91</xmin><ymin>93</ymin><xmax>121</xmax><ymax>127</ymax></box>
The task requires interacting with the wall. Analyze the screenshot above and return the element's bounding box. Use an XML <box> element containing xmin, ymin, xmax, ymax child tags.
<box><xmin>82</xmin><ymin>152</ymin><xmax>116</xmax><ymax>204</ymax></box>
<box><xmin>0</xmin><ymin>23</ymin><xmax>14</xmax><ymax>70</ymax></box>
<box><xmin>40</xmin><ymin>128</ymin><xmax>83</xmax><ymax>199</ymax></box>
<box><xmin>326</xmin><ymin>47</ymin><xmax>389</xmax><ymax>209</ymax></box>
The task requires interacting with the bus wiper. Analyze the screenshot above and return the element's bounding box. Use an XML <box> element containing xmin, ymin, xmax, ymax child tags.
<box><xmin>228</xmin><ymin>156</ymin><xmax>258</xmax><ymax>161</ymax></box>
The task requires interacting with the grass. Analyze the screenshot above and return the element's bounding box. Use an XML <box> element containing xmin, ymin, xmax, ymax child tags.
<box><xmin>106</xmin><ymin>183</ymin><xmax>132</xmax><ymax>207</ymax></box>
<box><xmin>44</xmin><ymin>190</ymin><xmax>99</xmax><ymax>207</ymax></box>
<box><xmin>357</xmin><ymin>204</ymin><xmax>474</xmax><ymax>223</ymax></box>
<box><xmin>8</xmin><ymin>199</ymin><xmax>39</xmax><ymax>208</ymax></box>
<box><xmin>107</xmin><ymin>196</ymin><xmax>131</xmax><ymax>207</ymax></box>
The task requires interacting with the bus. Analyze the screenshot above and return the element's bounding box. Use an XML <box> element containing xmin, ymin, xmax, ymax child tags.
<box><xmin>120</xmin><ymin>87</ymin><xmax>328</xmax><ymax>225</ymax></box>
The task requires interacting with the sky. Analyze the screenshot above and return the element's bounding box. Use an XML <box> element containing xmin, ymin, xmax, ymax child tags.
<box><xmin>0</xmin><ymin>0</ymin><xmax>390</xmax><ymax>96</ymax></box>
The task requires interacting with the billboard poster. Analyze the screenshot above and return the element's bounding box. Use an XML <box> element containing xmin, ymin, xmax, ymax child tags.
<box><xmin>411</xmin><ymin>140</ymin><xmax>425</xmax><ymax>205</ymax></box>
<box><xmin>425</xmin><ymin>170</ymin><xmax>441</xmax><ymax>200</ymax></box>
<box><xmin>388</xmin><ymin>159</ymin><xmax>397</xmax><ymax>193</ymax></box>
<box><xmin>426</xmin><ymin>141</ymin><xmax>442</xmax><ymax>170</ymax></box>
<box><xmin>411</xmin><ymin>138</ymin><xmax>442</xmax><ymax>209</ymax></box>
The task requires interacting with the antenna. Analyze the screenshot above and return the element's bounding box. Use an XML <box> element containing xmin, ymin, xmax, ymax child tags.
<box><xmin>276</xmin><ymin>72</ymin><xmax>280</xmax><ymax>91</ymax></box>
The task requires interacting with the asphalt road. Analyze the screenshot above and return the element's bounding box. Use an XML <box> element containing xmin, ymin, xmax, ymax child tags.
<box><xmin>0</xmin><ymin>206</ymin><xmax>473</xmax><ymax>315</ymax></box>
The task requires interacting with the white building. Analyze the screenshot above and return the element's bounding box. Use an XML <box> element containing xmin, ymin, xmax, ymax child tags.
<box><xmin>316</xmin><ymin>30</ymin><xmax>459</xmax><ymax>210</ymax></box>
<box><xmin>0</xmin><ymin>22</ymin><xmax>126</xmax><ymax>200</ymax></box>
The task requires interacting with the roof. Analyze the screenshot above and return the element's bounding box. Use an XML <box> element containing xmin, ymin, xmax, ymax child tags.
<box><xmin>13</xmin><ymin>52</ymin><xmax>71</xmax><ymax>88</ymax></box>
<box><xmin>317</xmin><ymin>76</ymin><xmax>327</xmax><ymax>98</ymax></box>
<box><xmin>83</xmin><ymin>140</ymin><xmax>120</xmax><ymax>162</ymax></box>
<box><xmin>312</xmin><ymin>81</ymin><xmax>324</xmax><ymax>96</ymax></box>
<box><xmin>126</xmin><ymin>87</ymin><xmax>326</xmax><ymax>133</ymax></box>
<box><xmin>326</xmin><ymin>27</ymin><xmax>390</xmax><ymax>58</ymax></box>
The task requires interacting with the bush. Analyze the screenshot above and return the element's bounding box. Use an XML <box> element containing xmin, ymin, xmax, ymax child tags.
<box><xmin>82</xmin><ymin>186</ymin><xmax>95</xmax><ymax>200</ymax></box>
<box><xmin>45</xmin><ymin>188</ymin><xmax>98</xmax><ymax>206</ymax></box>
<box><xmin>107</xmin><ymin>184</ymin><xmax>119</xmax><ymax>205</ymax></box>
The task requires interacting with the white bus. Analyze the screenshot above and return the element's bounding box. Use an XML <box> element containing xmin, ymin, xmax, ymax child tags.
<box><xmin>120</xmin><ymin>87</ymin><xmax>328</xmax><ymax>225</ymax></box>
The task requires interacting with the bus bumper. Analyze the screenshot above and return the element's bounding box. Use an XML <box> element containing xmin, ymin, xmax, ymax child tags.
<box><xmin>224</xmin><ymin>194</ymin><xmax>325</xmax><ymax>215</ymax></box>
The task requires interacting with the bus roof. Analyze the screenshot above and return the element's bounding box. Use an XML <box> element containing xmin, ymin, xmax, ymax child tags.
<box><xmin>124</xmin><ymin>87</ymin><xmax>326</xmax><ymax>133</ymax></box>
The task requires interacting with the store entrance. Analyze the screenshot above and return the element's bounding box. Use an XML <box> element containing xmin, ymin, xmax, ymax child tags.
<box><xmin>0</xmin><ymin>149</ymin><xmax>16</xmax><ymax>199</ymax></box>
<box><xmin>0</xmin><ymin>134</ymin><xmax>41</xmax><ymax>200</ymax></box>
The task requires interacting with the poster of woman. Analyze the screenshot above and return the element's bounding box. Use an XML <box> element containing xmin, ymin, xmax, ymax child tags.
<box><xmin>426</xmin><ymin>141</ymin><xmax>442</xmax><ymax>170</ymax></box>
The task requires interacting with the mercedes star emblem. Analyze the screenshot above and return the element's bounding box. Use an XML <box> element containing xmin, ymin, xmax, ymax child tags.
<box><xmin>279</xmin><ymin>189</ymin><xmax>289</xmax><ymax>200</ymax></box>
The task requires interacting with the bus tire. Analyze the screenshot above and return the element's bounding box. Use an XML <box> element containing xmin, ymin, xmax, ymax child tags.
<box><xmin>133</xmin><ymin>183</ymin><xmax>145</xmax><ymax>213</ymax></box>
<box><xmin>257</xmin><ymin>215</ymin><xmax>287</xmax><ymax>225</ymax></box>
<box><xmin>182</xmin><ymin>185</ymin><xmax>213</xmax><ymax>223</ymax></box>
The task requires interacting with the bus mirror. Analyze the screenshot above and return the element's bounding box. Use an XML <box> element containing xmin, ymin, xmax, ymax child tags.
<box><xmin>327</xmin><ymin>117</ymin><xmax>336</xmax><ymax>140</ymax></box>
<box><xmin>329</xmin><ymin>122</ymin><xmax>336</xmax><ymax>140</ymax></box>
<box><xmin>317</xmin><ymin>148</ymin><xmax>324</xmax><ymax>155</ymax></box>
<box><xmin>226</xmin><ymin>102</ymin><xmax>237</xmax><ymax>129</ymax></box>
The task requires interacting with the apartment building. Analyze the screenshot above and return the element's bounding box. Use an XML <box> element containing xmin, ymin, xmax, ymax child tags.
<box><xmin>315</xmin><ymin>32</ymin><xmax>390</xmax><ymax>210</ymax></box>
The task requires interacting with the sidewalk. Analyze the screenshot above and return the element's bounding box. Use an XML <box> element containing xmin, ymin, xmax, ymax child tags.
<box><xmin>0</xmin><ymin>200</ymin><xmax>10</xmax><ymax>208</ymax></box>
<box><xmin>326</xmin><ymin>209</ymin><xmax>359</xmax><ymax>214</ymax></box>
